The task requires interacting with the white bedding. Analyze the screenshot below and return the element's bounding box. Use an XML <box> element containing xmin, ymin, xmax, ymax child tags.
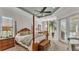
<box><xmin>15</xmin><ymin>33</ymin><xmax>45</xmax><ymax>51</ymax></box>
<box><xmin>16</xmin><ymin>34</ymin><xmax>32</xmax><ymax>40</ymax></box>
<box><xmin>35</xmin><ymin>35</ymin><xmax>45</xmax><ymax>43</ymax></box>
<box><xmin>16</xmin><ymin>40</ymin><xmax>32</xmax><ymax>51</ymax></box>
<box><xmin>15</xmin><ymin>34</ymin><xmax>32</xmax><ymax>50</ymax></box>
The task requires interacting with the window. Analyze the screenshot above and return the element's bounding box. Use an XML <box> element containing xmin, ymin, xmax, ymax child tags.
<box><xmin>59</xmin><ymin>14</ymin><xmax>79</xmax><ymax>41</ymax></box>
<box><xmin>69</xmin><ymin>17</ymin><xmax>78</xmax><ymax>37</ymax></box>
<box><xmin>0</xmin><ymin>16</ymin><xmax>14</xmax><ymax>38</ymax></box>
<box><xmin>60</xmin><ymin>19</ymin><xmax>66</xmax><ymax>40</ymax></box>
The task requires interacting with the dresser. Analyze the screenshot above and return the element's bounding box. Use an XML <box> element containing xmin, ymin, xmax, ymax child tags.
<box><xmin>0</xmin><ymin>38</ymin><xmax>15</xmax><ymax>51</ymax></box>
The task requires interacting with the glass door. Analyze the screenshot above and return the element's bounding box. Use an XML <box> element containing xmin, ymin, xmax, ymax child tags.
<box><xmin>48</xmin><ymin>20</ymin><xmax>56</xmax><ymax>38</ymax></box>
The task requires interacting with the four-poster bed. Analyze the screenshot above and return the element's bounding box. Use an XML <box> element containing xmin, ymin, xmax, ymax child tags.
<box><xmin>15</xmin><ymin>15</ymin><xmax>50</xmax><ymax>51</ymax></box>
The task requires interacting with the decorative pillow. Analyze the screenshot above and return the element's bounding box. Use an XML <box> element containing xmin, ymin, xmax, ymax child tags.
<box><xmin>28</xmin><ymin>31</ymin><xmax>31</xmax><ymax>34</ymax></box>
<box><xmin>20</xmin><ymin>32</ymin><xmax>28</xmax><ymax>36</ymax></box>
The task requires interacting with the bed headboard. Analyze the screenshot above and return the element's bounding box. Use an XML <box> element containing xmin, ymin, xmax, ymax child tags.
<box><xmin>17</xmin><ymin>28</ymin><xmax>31</xmax><ymax>33</ymax></box>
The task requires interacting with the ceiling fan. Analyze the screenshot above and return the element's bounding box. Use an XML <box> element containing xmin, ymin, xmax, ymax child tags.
<box><xmin>36</xmin><ymin>7</ymin><xmax>51</xmax><ymax>13</ymax></box>
<box><xmin>34</xmin><ymin>7</ymin><xmax>52</xmax><ymax>17</ymax></box>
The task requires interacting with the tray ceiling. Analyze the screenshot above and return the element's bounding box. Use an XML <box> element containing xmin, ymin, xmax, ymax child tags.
<box><xmin>18</xmin><ymin>7</ymin><xmax>59</xmax><ymax>18</ymax></box>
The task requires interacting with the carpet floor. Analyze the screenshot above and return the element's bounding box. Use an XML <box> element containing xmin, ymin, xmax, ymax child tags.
<box><xmin>5</xmin><ymin>44</ymin><xmax>28</xmax><ymax>51</ymax></box>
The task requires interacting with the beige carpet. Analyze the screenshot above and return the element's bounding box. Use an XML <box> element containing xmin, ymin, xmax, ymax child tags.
<box><xmin>5</xmin><ymin>41</ymin><xmax>69</xmax><ymax>51</ymax></box>
<box><xmin>5</xmin><ymin>44</ymin><xmax>28</xmax><ymax>51</ymax></box>
<box><xmin>5</xmin><ymin>35</ymin><xmax>71</xmax><ymax>51</ymax></box>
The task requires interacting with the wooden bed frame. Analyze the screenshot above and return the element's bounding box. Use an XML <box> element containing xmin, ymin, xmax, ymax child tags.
<box><xmin>15</xmin><ymin>15</ymin><xmax>49</xmax><ymax>51</ymax></box>
<box><xmin>17</xmin><ymin>28</ymin><xmax>31</xmax><ymax>33</ymax></box>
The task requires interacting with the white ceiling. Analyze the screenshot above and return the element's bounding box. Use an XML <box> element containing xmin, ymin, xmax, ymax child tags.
<box><xmin>24</xmin><ymin>7</ymin><xmax>53</xmax><ymax>13</ymax></box>
<box><xmin>18</xmin><ymin>7</ymin><xmax>58</xmax><ymax>18</ymax></box>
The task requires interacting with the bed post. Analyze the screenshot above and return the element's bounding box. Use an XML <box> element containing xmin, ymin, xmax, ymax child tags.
<box><xmin>47</xmin><ymin>21</ymin><xmax>48</xmax><ymax>40</ymax></box>
<box><xmin>32</xmin><ymin>15</ymin><xmax>36</xmax><ymax>51</ymax></box>
<box><xmin>32</xmin><ymin>15</ymin><xmax>38</xmax><ymax>51</ymax></box>
<box><xmin>33</xmin><ymin>15</ymin><xmax>35</xmax><ymax>43</ymax></box>
<box><xmin>15</xmin><ymin>20</ymin><xmax>17</xmax><ymax>35</ymax></box>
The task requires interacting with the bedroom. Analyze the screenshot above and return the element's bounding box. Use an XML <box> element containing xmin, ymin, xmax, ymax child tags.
<box><xmin>0</xmin><ymin>7</ymin><xmax>79</xmax><ymax>51</ymax></box>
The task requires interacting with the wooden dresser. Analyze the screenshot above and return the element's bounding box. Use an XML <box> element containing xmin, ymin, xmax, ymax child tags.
<box><xmin>0</xmin><ymin>38</ymin><xmax>15</xmax><ymax>51</ymax></box>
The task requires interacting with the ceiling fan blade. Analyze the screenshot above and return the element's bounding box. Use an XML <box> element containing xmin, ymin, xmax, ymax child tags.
<box><xmin>43</xmin><ymin>11</ymin><xmax>51</xmax><ymax>13</ymax></box>
<box><xmin>40</xmin><ymin>7</ymin><xmax>47</xmax><ymax>13</ymax></box>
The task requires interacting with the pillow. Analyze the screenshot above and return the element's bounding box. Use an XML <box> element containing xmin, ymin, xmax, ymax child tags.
<box><xmin>20</xmin><ymin>32</ymin><xmax>29</xmax><ymax>36</ymax></box>
<box><xmin>28</xmin><ymin>31</ymin><xmax>31</xmax><ymax>34</ymax></box>
<box><xmin>35</xmin><ymin>33</ymin><xmax>43</xmax><ymax>38</ymax></box>
<box><xmin>20</xmin><ymin>31</ymin><xmax>31</xmax><ymax>36</ymax></box>
<box><xmin>20</xmin><ymin>35</ymin><xmax>32</xmax><ymax>46</ymax></box>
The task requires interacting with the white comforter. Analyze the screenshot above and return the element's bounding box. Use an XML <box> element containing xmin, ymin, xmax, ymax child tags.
<box><xmin>15</xmin><ymin>34</ymin><xmax>32</xmax><ymax>42</ymax></box>
<box><xmin>15</xmin><ymin>33</ymin><xmax>45</xmax><ymax>50</ymax></box>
